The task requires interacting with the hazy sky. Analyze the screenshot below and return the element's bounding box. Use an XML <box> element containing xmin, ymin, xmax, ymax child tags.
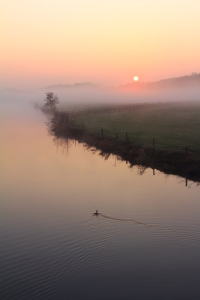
<box><xmin>1</xmin><ymin>0</ymin><xmax>200</xmax><ymax>89</ymax></box>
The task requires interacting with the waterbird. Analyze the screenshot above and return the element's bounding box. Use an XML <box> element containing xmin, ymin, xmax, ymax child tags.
<box><xmin>94</xmin><ymin>210</ymin><xmax>99</xmax><ymax>216</ymax></box>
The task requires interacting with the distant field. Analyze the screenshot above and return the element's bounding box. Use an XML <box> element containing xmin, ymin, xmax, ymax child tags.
<box><xmin>74</xmin><ymin>102</ymin><xmax>200</xmax><ymax>157</ymax></box>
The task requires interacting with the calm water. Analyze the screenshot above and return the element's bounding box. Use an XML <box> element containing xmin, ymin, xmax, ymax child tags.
<box><xmin>1</xmin><ymin>99</ymin><xmax>200</xmax><ymax>300</ymax></box>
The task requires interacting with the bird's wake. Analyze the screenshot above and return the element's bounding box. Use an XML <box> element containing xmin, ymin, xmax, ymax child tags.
<box><xmin>93</xmin><ymin>212</ymin><xmax>154</xmax><ymax>227</ymax></box>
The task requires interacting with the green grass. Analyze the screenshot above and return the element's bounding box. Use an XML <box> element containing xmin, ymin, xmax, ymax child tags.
<box><xmin>74</xmin><ymin>102</ymin><xmax>200</xmax><ymax>157</ymax></box>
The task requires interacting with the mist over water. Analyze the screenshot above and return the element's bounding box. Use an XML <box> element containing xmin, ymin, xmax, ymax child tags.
<box><xmin>1</xmin><ymin>85</ymin><xmax>200</xmax><ymax>112</ymax></box>
<box><xmin>1</xmin><ymin>88</ymin><xmax>200</xmax><ymax>300</ymax></box>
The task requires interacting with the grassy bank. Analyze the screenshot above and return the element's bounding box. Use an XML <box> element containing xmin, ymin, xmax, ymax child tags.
<box><xmin>45</xmin><ymin>101</ymin><xmax>200</xmax><ymax>182</ymax></box>
<box><xmin>74</xmin><ymin>102</ymin><xmax>200</xmax><ymax>158</ymax></box>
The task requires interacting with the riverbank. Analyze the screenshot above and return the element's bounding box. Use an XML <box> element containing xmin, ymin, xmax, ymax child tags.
<box><xmin>74</xmin><ymin>101</ymin><xmax>200</xmax><ymax>157</ymax></box>
<box><xmin>47</xmin><ymin>109</ymin><xmax>200</xmax><ymax>183</ymax></box>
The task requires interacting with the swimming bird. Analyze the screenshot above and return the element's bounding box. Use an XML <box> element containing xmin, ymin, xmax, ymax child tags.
<box><xmin>94</xmin><ymin>210</ymin><xmax>99</xmax><ymax>216</ymax></box>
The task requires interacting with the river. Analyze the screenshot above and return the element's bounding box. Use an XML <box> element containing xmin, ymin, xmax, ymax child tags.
<box><xmin>1</xmin><ymin>98</ymin><xmax>200</xmax><ymax>300</ymax></box>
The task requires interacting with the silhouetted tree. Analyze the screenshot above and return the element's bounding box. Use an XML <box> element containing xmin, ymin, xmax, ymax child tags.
<box><xmin>44</xmin><ymin>92</ymin><xmax>59</xmax><ymax>110</ymax></box>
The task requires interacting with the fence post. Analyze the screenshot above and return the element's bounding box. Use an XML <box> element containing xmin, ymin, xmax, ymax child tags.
<box><xmin>126</xmin><ymin>132</ymin><xmax>128</xmax><ymax>141</ymax></box>
<box><xmin>153</xmin><ymin>138</ymin><xmax>155</xmax><ymax>147</ymax></box>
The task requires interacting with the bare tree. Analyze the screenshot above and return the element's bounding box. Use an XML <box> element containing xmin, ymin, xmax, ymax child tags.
<box><xmin>44</xmin><ymin>92</ymin><xmax>59</xmax><ymax>111</ymax></box>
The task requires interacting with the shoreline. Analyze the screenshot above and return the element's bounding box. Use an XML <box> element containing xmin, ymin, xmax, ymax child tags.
<box><xmin>48</xmin><ymin>111</ymin><xmax>200</xmax><ymax>183</ymax></box>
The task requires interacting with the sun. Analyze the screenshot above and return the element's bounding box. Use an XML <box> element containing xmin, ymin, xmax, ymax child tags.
<box><xmin>133</xmin><ymin>76</ymin><xmax>139</xmax><ymax>81</ymax></box>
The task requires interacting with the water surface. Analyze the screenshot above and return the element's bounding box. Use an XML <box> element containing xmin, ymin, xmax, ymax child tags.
<box><xmin>1</xmin><ymin>99</ymin><xmax>200</xmax><ymax>300</ymax></box>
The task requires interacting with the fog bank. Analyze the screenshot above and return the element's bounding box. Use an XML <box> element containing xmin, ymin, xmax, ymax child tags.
<box><xmin>1</xmin><ymin>85</ymin><xmax>200</xmax><ymax>113</ymax></box>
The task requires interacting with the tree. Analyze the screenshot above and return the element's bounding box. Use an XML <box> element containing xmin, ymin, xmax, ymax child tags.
<box><xmin>44</xmin><ymin>92</ymin><xmax>59</xmax><ymax>111</ymax></box>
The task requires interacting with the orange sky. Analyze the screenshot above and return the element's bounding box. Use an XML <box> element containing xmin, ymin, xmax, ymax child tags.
<box><xmin>1</xmin><ymin>0</ymin><xmax>200</xmax><ymax>89</ymax></box>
